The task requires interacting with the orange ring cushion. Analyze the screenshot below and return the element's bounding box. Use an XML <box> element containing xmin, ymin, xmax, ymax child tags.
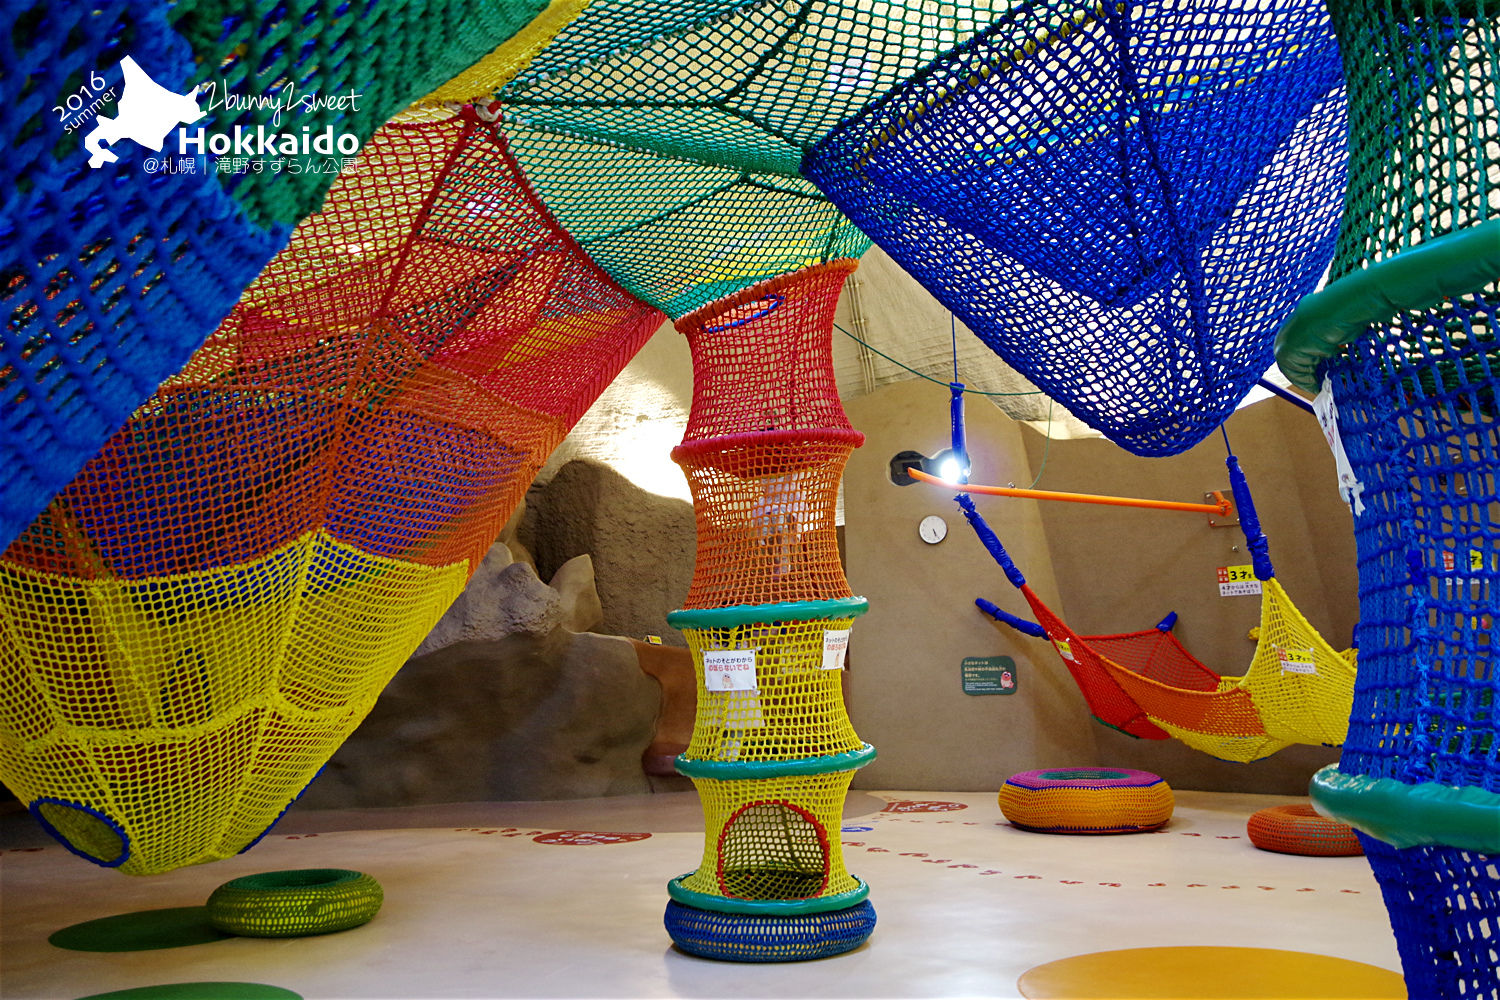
<box><xmin>1247</xmin><ymin>803</ymin><xmax>1364</xmax><ymax>856</ymax></box>
<box><xmin>999</xmin><ymin>768</ymin><xmax>1174</xmax><ymax>834</ymax></box>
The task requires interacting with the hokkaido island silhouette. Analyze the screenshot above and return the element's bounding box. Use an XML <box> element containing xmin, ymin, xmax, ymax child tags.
<box><xmin>85</xmin><ymin>56</ymin><xmax>205</xmax><ymax>168</ymax></box>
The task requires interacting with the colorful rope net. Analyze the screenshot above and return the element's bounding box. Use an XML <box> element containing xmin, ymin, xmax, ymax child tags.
<box><xmin>1</xmin><ymin>0</ymin><xmax>563</xmax><ymax>558</ymax></box>
<box><xmin>492</xmin><ymin>1</ymin><xmax>1027</xmax><ymax>317</ymax></box>
<box><xmin>1274</xmin><ymin>3</ymin><xmax>1500</xmax><ymax>996</ymax></box>
<box><xmin>0</xmin><ymin>106</ymin><xmax>661</xmax><ymax>876</ymax></box>
<box><xmin>967</xmin><ymin>454</ymin><xmax>1355</xmax><ymax>764</ymax></box>
<box><xmin>803</xmin><ymin>0</ymin><xmax>1348</xmax><ymax>457</ymax></box>
<box><xmin>664</xmin><ymin>261</ymin><xmax>875</xmax><ymax>962</ymax></box>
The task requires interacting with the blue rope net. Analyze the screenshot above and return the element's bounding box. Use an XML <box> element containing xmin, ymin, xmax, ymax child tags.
<box><xmin>1330</xmin><ymin>294</ymin><xmax>1500</xmax><ymax>793</ymax></box>
<box><xmin>1360</xmin><ymin>836</ymin><xmax>1500</xmax><ymax>1000</ymax></box>
<box><xmin>804</xmin><ymin>0</ymin><xmax>1347</xmax><ymax>457</ymax></box>
<box><xmin>1282</xmin><ymin>2</ymin><xmax>1500</xmax><ymax>995</ymax></box>
<box><xmin>1</xmin><ymin>1</ymin><xmax>288</xmax><ymax>556</ymax></box>
<box><xmin>1</xmin><ymin>0</ymin><xmax>553</xmax><ymax>557</ymax></box>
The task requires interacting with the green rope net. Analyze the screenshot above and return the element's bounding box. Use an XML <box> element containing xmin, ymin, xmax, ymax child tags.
<box><xmin>165</xmin><ymin>0</ymin><xmax>552</xmax><ymax>228</ymax></box>
<box><xmin>494</xmin><ymin>1</ymin><xmax>1014</xmax><ymax>317</ymax></box>
<box><xmin>1329</xmin><ymin>0</ymin><xmax>1498</xmax><ymax>274</ymax></box>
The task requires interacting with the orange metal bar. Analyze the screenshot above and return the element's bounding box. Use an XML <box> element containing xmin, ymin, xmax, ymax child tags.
<box><xmin>909</xmin><ymin>468</ymin><xmax>1232</xmax><ymax>515</ymax></box>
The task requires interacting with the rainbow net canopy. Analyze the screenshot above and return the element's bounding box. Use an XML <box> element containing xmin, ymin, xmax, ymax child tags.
<box><xmin>1274</xmin><ymin>3</ymin><xmax>1500</xmax><ymax>996</ymax></box>
<box><xmin>1</xmin><ymin>0</ymin><xmax>563</xmax><ymax>558</ymax></box>
<box><xmin>492</xmin><ymin>0</ymin><xmax>1028</xmax><ymax>317</ymax></box>
<box><xmin>803</xmin><ymin>0</ymin><xmax>1348</xmax><ymax>457</ymax></box>
<box><xmin>0</xmin><ymin>105</ymin><xmax>662</xmax><ymax>876</ymax></box>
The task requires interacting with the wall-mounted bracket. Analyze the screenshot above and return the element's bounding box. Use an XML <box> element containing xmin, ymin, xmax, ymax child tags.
<box><xmin>1206</xmin><ymin>491</ymin><xmax>1238</xmax><ymax>528</ymax></box>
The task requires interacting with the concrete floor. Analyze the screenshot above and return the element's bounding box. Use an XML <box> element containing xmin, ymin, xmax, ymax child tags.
<box><xmin>0</xmin><ymin>789</ymin><xmax>1402</xmax><ymax>999</ymax></box>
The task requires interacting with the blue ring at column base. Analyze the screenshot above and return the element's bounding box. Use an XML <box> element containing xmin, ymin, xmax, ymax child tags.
<box><xmin>664</xmin><ymin>898</ymin><xmax>875</xmax><ymax>963</ymax></box>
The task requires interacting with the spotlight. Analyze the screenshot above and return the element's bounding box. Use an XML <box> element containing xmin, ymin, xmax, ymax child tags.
<box><xmin>889</xmin><ymin>448</ymin><xmax>970</xmax><ymax>486</ymax></box>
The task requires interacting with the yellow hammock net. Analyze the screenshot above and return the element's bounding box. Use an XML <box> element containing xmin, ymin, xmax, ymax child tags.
<box><xmin>1093</xmin><ymin>578</ymin><xmax>1357</xmax><ymax>763</ymax></box>
<box><xmin>965</xmin><ymin>454</ymin><xmax>1356</xmax><ymax>764</ymax></box>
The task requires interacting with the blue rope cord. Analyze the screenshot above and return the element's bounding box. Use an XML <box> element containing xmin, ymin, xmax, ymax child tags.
<box><xmin>1220</xmin><ymin>426</ymin><xmax>1275</xmax><ymax>580</ymax></box>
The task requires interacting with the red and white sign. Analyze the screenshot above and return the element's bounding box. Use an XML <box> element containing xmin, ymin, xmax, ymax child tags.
<box><xmin>704</xmin><ymin>649</ymin><xmax>757</xmax><ymax>692</ymax></box>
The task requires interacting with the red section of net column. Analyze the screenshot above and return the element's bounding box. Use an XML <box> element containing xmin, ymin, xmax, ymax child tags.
<box><xmin>670</xmin><ymin>261</ymin><xmax>863</xmax><ymax>610</ymax></box>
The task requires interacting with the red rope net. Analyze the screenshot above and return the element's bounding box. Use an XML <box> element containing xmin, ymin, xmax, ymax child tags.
<box><xmin>671</xmin><ymin>262</ymin><xmax>862</xmax><ymax>610</ymax></box>
<box><xmin>7</xmin><ymin>108</ymin><xmax>662</xmax><ymax>581</ymax></box>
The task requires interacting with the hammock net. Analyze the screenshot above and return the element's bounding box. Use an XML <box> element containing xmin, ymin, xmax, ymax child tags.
<box><xmin>803</xmin><ymin>0</ymin><xmax>1348</xmax><ymax>457</ymax></box>
<box><xmin>0</xmin><ymin>106</ymin><xmax>662</xmax><ymax>875</ymax></box>
<box><xmin>962</xmin><ymin>454</ymin><xmax>1357</xmax><ymax>764</ymax></box>
<box><xmin>491</xmin><ymin>1</ymin><xmax>1028</xmax><ymax>317</ymax></box>
<box><xmin>1</xmin><ymin>0</ymin><xmax>564</xmax><ymax>559</ymax></box>
<box><xmin>1274</xmin><ymin>3</ymin><xmax>1500</xmax><ymax>995</ymax></box>
<box><xmin>666</xmin><ymin>262</ymin><xmax>873</xmax><ymax>959</ymax></box>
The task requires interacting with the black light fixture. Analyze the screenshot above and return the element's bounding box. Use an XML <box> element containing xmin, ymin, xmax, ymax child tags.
<box><xmin>890</xmin><ymin>384</ymin><xmax>972</xmax><ymax>486</ymax></box>
<box><xmin>889</xmin><ymin>447</ymin><xmax>969</xmax><ymax>486</ymax></box>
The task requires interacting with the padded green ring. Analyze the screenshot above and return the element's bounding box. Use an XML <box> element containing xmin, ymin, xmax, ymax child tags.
<box><xmin>666</xmin><ymin>874</ymin><xmax>870</xmax><ymax>915</ymax></box>
<box><xmin>1275</xmin><ymin>220</ymin><xmax>1500</xmax><ymax>391</ymax></box>
<box><xmin>206</xmin><ymin>869</ymin><xmax>383</xmax><ymax>938</ymax></box>
<box><xmin>667</xmin><ymin>598</ymin><xmax>869</xmax><ymax>630</ymax></box>
<box><xmin>674</xmin><ymin>744</ymin><xmax>877</xmax><ymax>780</ymax></box>
<box><xmin>1309</xmin><ymin>764</ymin><xmax>1500</xmax><ymax>853</ymax></box>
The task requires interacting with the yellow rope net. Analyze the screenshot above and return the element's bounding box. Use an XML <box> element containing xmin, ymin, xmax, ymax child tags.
<box><xmin>679</xmin><ymin>619</ymin><xmax>865</xmax><ymax>764</ymax></box>
<box><xmin>414</xmin><ymin>0</ymin><xmax>593</xmax><ymax>108</ymax></box>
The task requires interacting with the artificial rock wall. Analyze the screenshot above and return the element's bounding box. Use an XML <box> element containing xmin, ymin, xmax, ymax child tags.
<box><xmin>301</xmin><ymin>524</ymin><xmax>663</xmax><ymax>807</ymax></box>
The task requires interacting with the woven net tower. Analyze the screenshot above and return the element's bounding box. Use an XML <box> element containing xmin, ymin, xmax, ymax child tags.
<box><xmin>803</xmin><ymin>0</ymin><xmax>1348</xmax><ymax>457</ymax></box>
<box><xmin>0</xmin><ymin>106</ymin><xmax>662</xmax><ymax>876</ymax></box>
<box><xmin>492</xmin><ymin>0</ymin><xmax>1034</xmax><ymax>318</ymax></box>
<box><xmin>1274</xmin><ymin>3</ymin><xmax>1500</xmax><ymax>996</ymax></box>
<box><xmin>662</xmin><ymin>260</ymin><xmax>876</xmax><ymax>962</ymax></box>
<box><xmin>1</xmin><ymin>0</ymin><xmax>566</xmax><ymax>558</ymax></box>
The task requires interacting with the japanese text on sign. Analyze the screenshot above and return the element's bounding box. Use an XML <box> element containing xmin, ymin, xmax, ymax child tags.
<box><xmin>1277</xmin><ymin>647</ymin><xmax>1317</xmax><ymax>675</ymax></box>
<box><xmin>704</xmin><ymin>649</ymin><xmax>757</xmax><ymax>691</ymax></box>
<box><xmin>822</xmin><ymin>629</ymin><xmax>851</xmax><ymax>670</ymax></box>
<box><xmin>1217</xmin><ymin>565</ymin><xmax>1262</xmax><ymax>597</ymax></box>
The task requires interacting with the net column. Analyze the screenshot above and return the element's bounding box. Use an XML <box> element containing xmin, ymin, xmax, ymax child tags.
<box><xmin>1274</xmin><ymin>4</ymin><xmax>1500</xmax><ymax>997</ymax></box>
<box><xmin>661</xmin><ymin>259</ymin><xmax>877</xmax><ymax>962</ymax></box>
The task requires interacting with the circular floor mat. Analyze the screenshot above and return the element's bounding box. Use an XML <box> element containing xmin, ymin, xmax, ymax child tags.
<box><xmin>1018</xmin><ymin>946</ymin><xmax>1404</xmax><ymax>998</ymax></box>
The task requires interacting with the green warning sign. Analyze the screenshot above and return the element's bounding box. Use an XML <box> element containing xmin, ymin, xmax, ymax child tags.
<box><xmin>962</xmin><ymin>656</ymin><xmax>1017</xmax><ymax>696</ymax></box>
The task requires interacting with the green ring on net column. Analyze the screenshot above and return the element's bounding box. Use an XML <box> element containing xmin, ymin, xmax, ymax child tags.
<box><xmin>1308</xmin><ymin>764</ymin><xmax>1500</xmax><ymax>853</ymax></box>
<box><xmin>1275</xmin><ymin>219</ymin><xmax>1500</xmax><ymax>392</ymax></box>
<box><xmin>666</xmin><ymin>874</ymin><xmax>870</xmax><ymax>915</ymax></box>
<box><xmin>674</xmin><ymin>744</ymin><xmax>877</xmax><ymax>780</ymax></box>
<box><xmin>666</xmin><ymin>597</ymin><xmax>869</xmax><ymax>630</ymax></box>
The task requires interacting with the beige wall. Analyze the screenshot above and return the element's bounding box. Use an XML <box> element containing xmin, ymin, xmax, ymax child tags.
<box><xmin>841</xmin><ymin>380</ymin><xmax>1359</xmax><ymax>795</ymax></box>
<box><xmin>842</xmin><ymin>380</ymin><xmax>1101</xmax><ymax>791</ymax></box>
